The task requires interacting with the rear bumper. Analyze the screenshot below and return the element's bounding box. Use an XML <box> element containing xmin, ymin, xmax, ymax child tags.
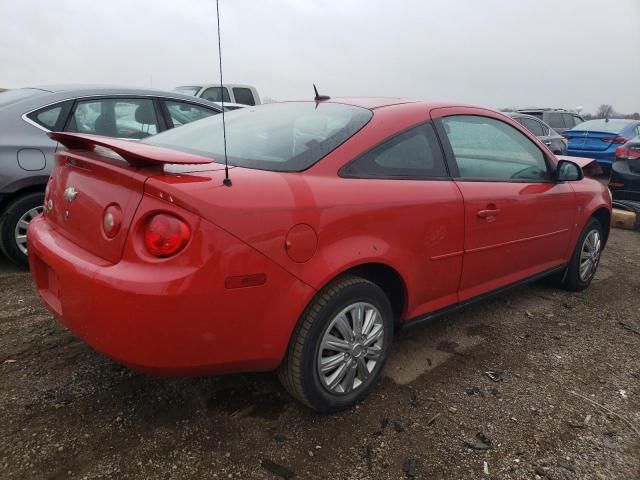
<box><xmin>27</xmin><ymin>210</ymin><xmax>315</xmax><ymax>376</ymax></box>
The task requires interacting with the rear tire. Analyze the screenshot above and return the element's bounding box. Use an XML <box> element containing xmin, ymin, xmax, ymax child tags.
<box><xmin>277</xmin><ymin>275</ymin><xmax>393</xmax><ymax>412</ymax></box>
<box><xmin>563</xmin><ymin>218</ymin><xmax>603</xmax><ymax>292</ymax></box>
<box><xmin>0</xmin><ymin>193</ymin><xmax>45</xmax><ymax>268</ymax></box>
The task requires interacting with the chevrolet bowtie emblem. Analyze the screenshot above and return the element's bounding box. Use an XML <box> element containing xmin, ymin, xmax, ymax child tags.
<box><xmin>64</xmin><ymin>187</ymin><xmax>78</xmax><ymax>202</ymax></box>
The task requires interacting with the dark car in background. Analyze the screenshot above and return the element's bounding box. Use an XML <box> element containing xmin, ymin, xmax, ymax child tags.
<box><xmin>609</xmin><ymin>136</ymin><xmax>640</xmax><ymax>201</ymax></box>
<box><xmin>516</xmin><ymin>108</ymin><xmax>584</xmax><ymax>134</ymax></box>
<box><xmin>507</xmin><ymin>113</ymin><xmax>567</xmax><ymax>154</ymax></box>
<box><xmin>0</xmin><ymin>85</ymin><xmax>225</xmax><ymax>266</ymax></box>
<box><xmin>564</xmin><ymin>119</ymin><xmax>640</xmax><ymax>171</ymax></box>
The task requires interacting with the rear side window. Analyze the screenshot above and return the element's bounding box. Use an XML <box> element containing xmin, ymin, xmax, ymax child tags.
<box><xmin>232</xmin><ymin>87</ymin><xmax>256</xmax><ymax>106</ymax></box>
<box><xmin>341</xmin><ymin>123</ymin><xmax>447</xmax><ymax>178</ymax></box>
<box><xmin>547</xmin><ymin>112</ymin><xmax>564</xmax><ymax>129</ymax></box>
<box><xmin>67</xmin><ymin>98</ymin><xmax>159</xmax><ymax>139</ymax></box>
<box><xmin>519</xmin><ymin>117</ymin><xmax>545</xmax><ymax>137</ymax></box>
<box><xmin>26</xmin><ymin>101</ymin><xmax>72</xmax><ymax>130</ymax></box>
<box><xmin>442</xmin><ymin>115</ymin><xmax>549</xmax><ymax>182</ymax></box>
<box><xmin>162</xmin><ymin>100</ymin><xmax>218</xmax><ymax>127</ymax></box>
<box><xmin>201</xmin><ymin>86</ymin><xmax>231</xmax><ymax>103</ymax></box>
<box><xmin>562</xmin><ymin>113</ymin><xmax>577</xmax><ymax>128</ymax></box>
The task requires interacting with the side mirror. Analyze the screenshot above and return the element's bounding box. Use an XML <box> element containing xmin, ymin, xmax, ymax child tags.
<box><xmin>556</xmin><ymin>159</ymin><xmax>584</xmax><ymax>181</ymax></box>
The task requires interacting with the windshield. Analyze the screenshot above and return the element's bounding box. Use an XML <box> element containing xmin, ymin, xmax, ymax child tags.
<box><xmin>144</xmin><ymin>102</ymin><xmax>373</xmax><ymax>172</ymax></box>
<box><xmin>173</xmin><ymin>86</ymin><xmax>200</xmax><ymax>96</ymax></box>
<box><xmin>572</xmin><ymin>119</ymin><xmax>633</xmax><ymax>134</ymax></box>
<box><xmin>0</xmin><ymin>88</ymin><xmax>47</xmax><ymax>108</ymax></box>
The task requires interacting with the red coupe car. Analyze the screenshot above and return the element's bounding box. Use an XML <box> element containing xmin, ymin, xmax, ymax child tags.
<box><xmin>28</xmin><ymin>98</ymin><xmax>611</xmax><ymax>412</ymax></box>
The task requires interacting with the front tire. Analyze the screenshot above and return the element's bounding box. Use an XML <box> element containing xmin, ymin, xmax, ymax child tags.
<box><xmin>563</xmin><ymin>218</ymin><xmax>603</xmax><ymax>292</ymax></box>
<box><xmin>278</xmin><ymin>275</ymin><xmax>394</xmax><ymax>412</ymax></box>
<box><xmin>0</xmin><ymin>193</ymin><xmax>45</xmax><ymax>268</ymax></box>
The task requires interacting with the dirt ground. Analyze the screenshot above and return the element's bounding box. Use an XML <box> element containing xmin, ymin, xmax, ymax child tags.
<box><xmin>0</xmin><ymin>228</ymin><xmax>639</xmax><ymax>480</ymax></box>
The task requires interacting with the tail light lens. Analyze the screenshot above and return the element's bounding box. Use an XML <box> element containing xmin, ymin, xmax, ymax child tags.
<box><xmin>616</xmin><ymin>146</ymin><xmax>628</xmax><ymax>159</ymax></box>
<box><xmin>144</xmin><ymin>213</ymin><xmax>190</xmax><ymax>257</ymax></box>
<box><xmin>601</xmin><ymin>136</ymin><xmax>628</xmax><ymax>144</ymax></box>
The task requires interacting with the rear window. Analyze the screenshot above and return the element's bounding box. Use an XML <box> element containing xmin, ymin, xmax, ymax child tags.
<box><xmin>144</xmin><ymin>102</ymin><xmax>373</xmax><ymax>172</ymax></box>
<box><xmin>0</xmin><ymin>88</ymin><xmax>46</xmax><ymax>108</ymax></box>
<box><xmin>572</xmin><ymin>119</ymin><xmax>632</xmax><ymax>134</ymax></box>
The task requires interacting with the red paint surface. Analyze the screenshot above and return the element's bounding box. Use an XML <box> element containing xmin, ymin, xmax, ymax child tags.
<box><xmin>29</xmin><ymin>100</ymin><xmax>611</xmax><ymax>375</ymax></box>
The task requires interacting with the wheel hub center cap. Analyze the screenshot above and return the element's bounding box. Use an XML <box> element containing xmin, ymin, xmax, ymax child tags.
<box><xmin>351</xmin><ymin>344</ymin><xmax>364</xmax><ymax>358</ymax></box>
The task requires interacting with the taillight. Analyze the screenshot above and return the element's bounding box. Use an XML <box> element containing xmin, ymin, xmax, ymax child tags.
<box><xmin>144</xmin><ymin>213</ymin><xmax>190</xmax><ymax>257</ymax></box>
<box><xmin>601</xmin><ymin>136</ymin><xmax>628</xmax><ymax>144</ymax></box>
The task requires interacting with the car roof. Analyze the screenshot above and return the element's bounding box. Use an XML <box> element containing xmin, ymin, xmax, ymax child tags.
<box><xmin>1</xmin><ymin>85</ymin><xmax>225</xmax><ymax>113</ymax></box>
<box><xmin>183</xmin><ymin>83</ymin><xmax>257</xmax><ymax>90</ymax></box>
<box><xmin>30</xmin><ymin>84</ymin><xmax>211</xmax><ymax>97</ymax></box>
<box><xmin>516</xmin><ymin>108</ymin><xmax>582</xmax><ymax>115</ymax></box>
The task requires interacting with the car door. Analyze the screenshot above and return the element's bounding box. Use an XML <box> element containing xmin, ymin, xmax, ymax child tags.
<box><xmin>431</xmin><ymin>107</ymin><xmax>576</xmax><ymax>302</ymax></box>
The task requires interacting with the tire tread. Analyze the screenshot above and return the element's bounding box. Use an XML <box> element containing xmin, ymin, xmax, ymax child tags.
<box><xmin>277</xmin><ymin>275</ymin><xmax>375</xmax><ymax>408</ymax></box>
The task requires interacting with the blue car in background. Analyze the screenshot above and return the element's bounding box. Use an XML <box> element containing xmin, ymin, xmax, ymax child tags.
<box><xmin>565</xmin><ymin>119</ymin><xmax>640</xmax><ymax>169</ymax></box>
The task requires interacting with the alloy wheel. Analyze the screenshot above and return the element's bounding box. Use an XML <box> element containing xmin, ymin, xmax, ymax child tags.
<box><xmin>14</xmin><ymin>206</ymin><xmax>44</xmax><ymax>256</ymax></box>
<box><xmin>579</xmin><ymin>229</ymin><xmax>601</xmax><ymax>282</ymax></box>
<box><xmin>316</xmin><ymin>302</ymin><xmax>384</xmax><ymax>395</ymax></box>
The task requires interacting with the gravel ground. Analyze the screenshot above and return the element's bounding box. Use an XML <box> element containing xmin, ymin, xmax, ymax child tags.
<box><xmin>0</xmin><ymin>228</ymin><xmax>639</xmax><ymax>480</ymax></box>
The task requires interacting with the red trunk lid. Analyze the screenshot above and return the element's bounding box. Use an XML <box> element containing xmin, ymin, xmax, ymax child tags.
<box><xmin>45</xmin><ymin>151</ymin><xmax>153</xmax><ymax>263</ymax></box>
<box><xmin>44</xmin><ymin>132</ymin><xmax>213</xmax><ymax>263</ymax></box>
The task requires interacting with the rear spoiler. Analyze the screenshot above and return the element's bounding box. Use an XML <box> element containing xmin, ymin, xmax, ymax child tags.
<box><xmin>49</xmin><ymin>132</ymin><xmax>212</xmax><ymax>167</ymax></box>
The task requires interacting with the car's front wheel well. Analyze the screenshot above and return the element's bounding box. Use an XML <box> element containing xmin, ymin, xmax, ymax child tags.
<box><xmin>591</xmin><ymin>207</ymin><xmax>611</xmax><ymax>246</ymax></box>
<box><xmin>341</xmin><ymin>263</ymin><xmax>407</xmax><ymax>322</ymax></box>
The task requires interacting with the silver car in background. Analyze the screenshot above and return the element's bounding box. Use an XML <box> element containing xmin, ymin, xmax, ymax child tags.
<box><xmin>0</xmin><ymin>85</ymin><xmax>226</xmax><ymax>266</ymax></box>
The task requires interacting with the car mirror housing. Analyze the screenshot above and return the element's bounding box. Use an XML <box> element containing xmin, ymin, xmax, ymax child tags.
<box><xmin>556</xmin><ymin>159</ymin><xmax>584</xmax><ymax>182</ymax></box>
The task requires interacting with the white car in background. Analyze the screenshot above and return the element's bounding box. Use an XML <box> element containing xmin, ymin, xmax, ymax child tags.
<box><xmin>173</xmin><ymin>83</ymin><xmax>260</xmax><ymax>107</ymax></box>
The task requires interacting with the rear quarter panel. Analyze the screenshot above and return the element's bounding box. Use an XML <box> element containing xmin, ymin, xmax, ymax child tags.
<box><xmin>567</xmin><ymin>177</ymin><xmax>612</xmax><ymax>248</ymax></box>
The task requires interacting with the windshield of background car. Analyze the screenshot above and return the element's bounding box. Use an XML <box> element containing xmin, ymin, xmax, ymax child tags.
<box><xmin>173</xmin><ymin>86</ymin><xmax>200</xmax><ymax>96</ymax></box>
<box><xmin>144</xmin><ymin>102</ymin><xmax>373</xmax><ymax>172</ymax></box>
<box><xmin>572</xmin><ymin>119</ymin><xmax>632</xmax><ymax>134</ymax></box>
<box><xmin>0</xmin><ymin>88</ymin><xmax>46</xmax><ymax>108</ymax></box>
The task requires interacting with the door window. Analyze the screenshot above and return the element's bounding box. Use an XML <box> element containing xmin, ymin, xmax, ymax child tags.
<box><xmin>67</xmin><ymin>98</ymin><xmax>159</xmax><ymax>139</ymax></box>
<box><xmin>341</xmin><ymin>122</ymin><xmax>447</xmax><ymax>178</ymax></box>
<box><xmin>163</xmin><ymin>100</ymin><xmax>218</xmax><ymax>127</ymax></box>
<box><xmin>519</xmin><ymin>117</ymin><xmax>545</xmax><ymax>137</ymax></box>
<box><xmin>442</xmin><ymin>115</ymin><xmax>549</xmax><ymax>181</ymax></box>
<box><xmin>201</xmin><ymin>86</ymin><xmax>231</xmax><ymax>103</ymax></box>
<box><xmin>232</xmin><ymin>87</ymin><xmax>256</xmax><ymax>106</ymax></box>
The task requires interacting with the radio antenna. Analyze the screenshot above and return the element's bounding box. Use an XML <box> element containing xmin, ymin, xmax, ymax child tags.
<box><xmin>216</xmin><ymin>0</ymin><xmax>232</xmax><ymax>186</ymax></box>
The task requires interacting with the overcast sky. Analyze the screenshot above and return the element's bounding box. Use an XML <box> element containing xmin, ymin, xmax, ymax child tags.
<box><xmin>1</xmin><ymin>0</ymin><xmax>638</xmax><ymax>113</ymax></box>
